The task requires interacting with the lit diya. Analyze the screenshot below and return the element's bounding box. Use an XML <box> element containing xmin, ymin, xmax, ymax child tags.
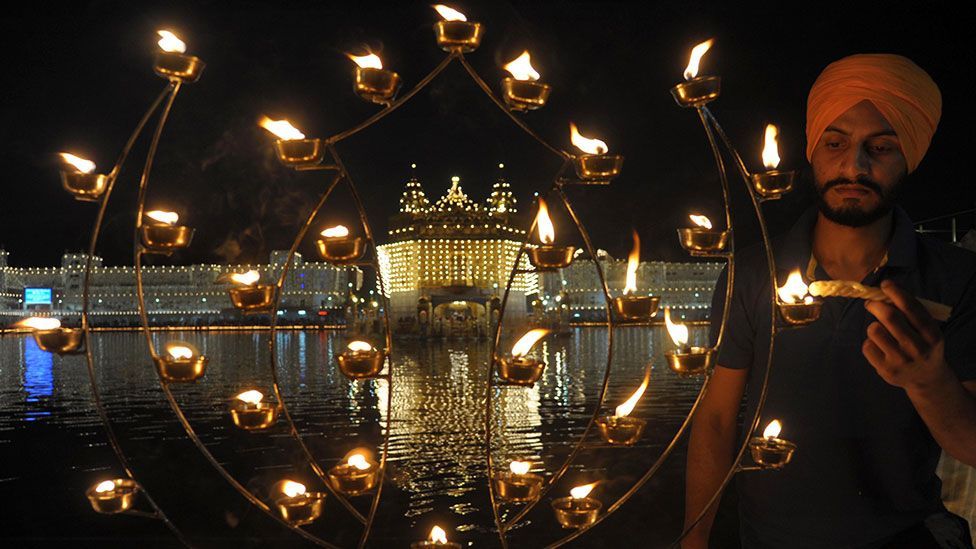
<box><xmin>327</xmin><ymin>449</ymin><xmax>379</xmax><ymax>496</ymax></box>
<box><xmin>551</xmin><ymin>482</ymin><xmax>601</xmax><ymax>529</ymax></box>
<box><xmin>274</xmin><ymin>480</ymin><xmax>326</xmax><ymax>526</ymax></box>
<box><xmin>777</xmin><ymin>270</ymin><xmax>822</xmax><ymax>326</ymax></box>
<box><xmin>229</xmin><ymin>389</ymin><xmax>278</xmax><ymax>431</ymax></box>
<box><xmin>570</xmin><ymin>122</ymin><xmax>623</xmax><ymax>183</ymax></box>
<box><xmin>501</xmin><ymin>51</ymin><xmax>551</xmax><ymax>111</ymax></box>
<box><xmin>140</xmin><ymin>210</ymin><xmax>193</xmax><ymax>253</ymax></box>
<box><xmin>259</xmin><ymin>116</ymin><xmax>324</xmax><ymax>169</ymax></box>
<box><xmin>612</xmin><ymin>230</ymin><xmax>660</xmax><ymax>321</ymax></box>
<box><xmin>225</xmin><ymin>270</ymin><xmax>274</xmax><ymax>314</ymax></box>
<box><xmin>495</xmin><ymin>328</ymin><xmax>549</xmax><ymax>386</ymax></box>
<box><xmin>670</xmin><ymin>39</ymin><xmax>719</xmax><ymax>107</ymax></box>
<box><xmin>411</xmin><ymin>525</ymin><xmax>461</xmax><ymax>549</ymax></box>
<box><xmin>17</xmin><ymin>317</ymin><xmax>84</xmax><ymax>355</ymax></box>
<box><xmin>59</xmin><ymin>152</ymin><xmax>109</xmax><ymax>201</ymax></box>
<box><xmin>750</xmin><ymin>124</ymin><xmax>795</xmax><ymax>198</ymax></box>
<box><xmin>748</xmin><ymin>419</ymin><xmax>797</xmax><ymax>470</ymax></box>
<box><xmin>349</xmin><ymin>52</ymin><xmax>400</xmax><ymax>106</ymax></box>
<box><xmin>86</xmin><ymin>479</ymin><xmax>140</xmax><ymax>514</ymax></box>
<box><xmin>663</xmin><ymin>307</ymin><xmax>715</xmax><ymax>376</ymax></box>
<box><xmin>153</xmin><ymin>30</ymin><xmax>205</xmax><ymax>83</ymax></box>
<box><xmin>596</xmin><ymin>365</ymin><xmax>649</xmax><ymax>445</ymax></box>
<box><xmin>155</xmin><ymin>342</ymin><xmax>207</xmax><ymax>382</ymax></box>
<box><xmin>432</xmin><ymin>5</ymin><xmax>482</xmax><ymax>53</ymax></box>
<box><xmin>316</xmin><ymin>224</ymin><xmax>365</xmax><ymax>264</ymax></box>
<box><xmin>677</xmin><ymin>213</ymin><xmax>729</xmax><ymax>255</ymax></box>
<box><xmin>493</xmin><ymin>459</ymin><xmax>543</xmax><ymax>503</ymax></box>
<box><xmin>336</xmin><ymin>340</ymin><xmax>386</xmax><ymax>379</ymax></box>
<box><xmin>526</xmin><ymin>199</ymin><xmax>575</xmax><ymax>270</ymax></box>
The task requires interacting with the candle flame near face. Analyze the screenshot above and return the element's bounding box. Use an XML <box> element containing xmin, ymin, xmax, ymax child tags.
<box><xmin>777</xmin><ymin>270</ymin><xmax>810</xmax><ymax>304</ymax></box>
<box><xmin>432</xmin><ymin>5</ymin><xmax>467</xmax><ymax>21</ymax></box>
<box><xmin>347</xmin><ymin>340</ymin><xmax>374</xmax><ymax>352</ymax></box>
<box><xmin>683</xmin><ymin>39</ymin><xmax>714</xmax><ymax>80</ymax></box>
<box><xmin>689</xmin><ymin>214</ymin><xmax>713</xmax><ymax>230</ymax></box>
<box><xmin>503</xmin><ymin>51</ymin><xmax>540</xmax><ymax>81</ymax></box>
<box><xmin>230</xmin><ymin>270</ymin><xmax>260</xmax><ymax>286</ymax></box>
<box><xmin>321</xmin><ymin>225</ymin><xmax>350</xmax><ymax>239</ymax></box>
<box><xmin>258</xmin><ymin>116</ymin><xmax>306</xmax><ymax>140</ymax></box>
<box><xmin>347</xmin><ymin>453</ymin><xmax>372</xmax><ymax>471</ymax></box>
<box><xmin>763</xmin><ymin>419</ymin><xmax>782</xmax><ymax>439</ymax></box>
<box><xmin>429</xmin><ymin>525</ymin><xmax>449</xmax><ymax>543</ymax></box>
<box><xmin>347</xmin><ymin>52</ymin><xmax>383</xmax><ymax>70</ymax></box>
<box><xmin>509</xmin><ymin>460</ymin><xmax>531</xmax><ymax>475</ymax></box>
<box><xmin>535</xmin><ymin>199</ymin><xmax>555</xmax><ymax>245</ymax></box>
<box><xmin>166</xmin><ymin>344</ymin><xmax>194</xmax><ymax>360</ymax></box>
<box><xmin>156</xmin><ymin>30</ymin><xmax>187</xmax><ymax>54</ymax></box>
<box><xmin>235</xmin><ymin>390</ymin><xmax>264</xmax><ymax>405</ymax></box>
<box><xmin>762</xmin><ymin>124</ymin><xmax>781</xmax><ymax>170</ymax></box>
<box><xmin>570</xmin><ymin>482</ymin><xmax>597</xmax><ymax>499</ymax></box>
<box><xmin>281</xmin><ymin>480</ymin><xmax>307</xmax><ymax>498</ymax></box>
<box><xmin>664</xmin><ymin>307</ymin><xmax>689</xmax><ymax>347</ymax></box>
<box><xmin>18</xmin><ymin>317</ymin><xmax>62</xmax><ymax>330</ymax></box>
<box><xmin>511</xmin><ymin>328</ymin><xmax>550</xmax><ymax>358</ymax></box>
<box><xmin>145</xmin><ymin>210</ymin><xmax>179</xmax><ymax>225</ymax></box>
<box><xmin>95</xmin><ymin>480</ymin><xmax>116</xmax><ymax>493</ymax></box>
<box><xmin>623</xmin><ymin>230</ymin><xmax>640</xmax><ymax>295</ymax></box>
<box><xmin>615</xmin><ymin>364</ymin><xmax>650</xmax><ymax>418</ymax></box>
<box><xmin>60</xmin><ymin>152</ymin><xmax>96</xmax><ymax>174</ymax></box>
<box><xmin>569</xmin><ymin>122</ymin><xmax>609</xmax><ymax>155</ymax></box>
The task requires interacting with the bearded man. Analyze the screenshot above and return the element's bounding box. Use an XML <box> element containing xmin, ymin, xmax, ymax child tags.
<box><xmin>683</xmin><ymin>54</ymin><xmax>976</xmax><ymax>548</ymax></box>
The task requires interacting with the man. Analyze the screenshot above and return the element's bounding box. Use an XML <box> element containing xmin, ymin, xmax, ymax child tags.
<box><xmin>683</xmin><ymin>54</ymin><xmax>976</xmax><ymax>548</ymax></box>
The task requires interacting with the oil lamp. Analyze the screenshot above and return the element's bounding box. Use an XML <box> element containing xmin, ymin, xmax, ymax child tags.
<box><xmin>432</xmin><ymin>5</ymin><xmax>482</xmax><ymax>53</ymax></box>
<box><xmin>670</xmin><ymin>39</ymin><xmax>719</xmax><ymax>107</ymax></box>
<box><xmin>327</xmin><ymin>449</ymin><xmax>379</xmax><ymax>496</ymax></box>
<box><xmin>86</xmin><ymin>479</ymin><xmax>140</xmax><ymax>514</ymax></box>
<box><xmin>336</xmin><ymin>340</ymin><xmax>386</xmax><ymax>379</ymax></box>
<box><xmin>349</xmin><ymin>52</ymin><xmax>400</xmax><ymax>106</ymax></box>
<box><xmin>493</xmin><ymin>460</ymin><xmax>543</xmax><ymax>503</ymax></box>
<box><xmin>59</xmin><ymin>152</ymin><xmax>109</xmax><ymax>201</ymax></box>
<box><xmin>501</xmin><ymin>51</ymin><xmax>551</xmax><ymax>111</ymax></box>
<box><xmin>526</xmin><ymin>199</ymin><xmax>575</xmax><ymax>270</ymax></box>
<box><xmin>259</xmin><ymin>116</ymin><xmax>324</xmax><ymax>169</ymax></box>
<box><xmin>613</xmin><ymin>230</ymin><xmax>660</xmax><ymax>321</ymax></box>
<box><xmin>552</xmin><ymin>483</ymin><xmax>601</xmax><ymax>529</ymax></box>
<box><xmin>678</xmin><ymin>213</ymin><xmax>729</xmax><ymax>255</ymax></box>
<box><xmin>748</xmin><ymin>419</ymin><xmax>797</xmax><ymax>469</ymax></box>
<box><xmin>225</xmin><ymin>270</ymin><xmax>275</xmax><ymax>314</ymax></box>
<box><xmin>153</xmin><ymin>30</ymin><xmax>205</xmax><ymax>83</ymax></box>
<box><xmin>570</xmin><ymin>122</ymin><xmax>623</xmax><ymax>183</ymax></box>
<box><xmin>777</xmin><ymin>270</ymin><xmax>822</xmax><ymax>326</ymax></box>
<box><xmin>229</xmin><ymin>389</ymin><xmax>278</xmax><ymax>431</ymax></box>
<box><xmin>495</xmin><ymin>328</ymin><xmax>549</xmax><ymax>386</ymax></box>
<box><xmin>316</xmin><ymin>224</ymin><xmax>366</xmax><ymax>264</ymax></box>
<box><xmin>663</xmin><ymin>307</ymin><xmax>714</xmax><ymax>376</ymax></box>
<box><xmin>274</xmin><ymin>480</ymin><xmax>326</xmax><ymax>526</ymax></box>
<box><xmin>411</xmin><ymin>525</ymin><xmax>461</xmax><ymax>549</ymax></box>
<box><xmin>141</xmin><ymin>210</ymin><xmax>194</xmax><ymax>253</ymax></box>
<box><xmin>155</xmin><ymin>342</ymin><xmax>207</xmax><ymax>382</ymax></box>
<box><xmin>750</xmin><ymin>124</ymin><xmax>795</xmax><ymax>198</ymax></box>
<box><xmin>596</xmin><ymin>366</ymin><xmax>649</xmax><ymax>445</ymax></box>
<box><xmin>18</xmin><ymin>317</ymin><xmax>84</xmax><ymax>355</ymax></box>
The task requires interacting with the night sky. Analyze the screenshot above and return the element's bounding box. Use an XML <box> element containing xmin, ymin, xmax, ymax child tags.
<box><xmin>2</xmin><ymin>1</ymin><xmax>973</xmax><ymax>271</ymax></box>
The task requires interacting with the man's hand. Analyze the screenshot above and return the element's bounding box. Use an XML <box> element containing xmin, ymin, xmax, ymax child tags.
<box><xmin>862</xmin><ymin>279</ymin><xmax>949</xmax><ymax>391</ymax></box>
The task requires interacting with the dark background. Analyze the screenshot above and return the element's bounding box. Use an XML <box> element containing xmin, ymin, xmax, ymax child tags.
<box><xmin>2</xmin><ymin>1</ymin><xmax>973</xmax><ymax>271</ymax></box>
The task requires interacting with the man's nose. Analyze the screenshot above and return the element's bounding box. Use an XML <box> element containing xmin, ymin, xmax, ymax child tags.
<box><xmin>839</xmin><ymin>143</ymin><xmax>871</xmax><ymax>180</ymax></box>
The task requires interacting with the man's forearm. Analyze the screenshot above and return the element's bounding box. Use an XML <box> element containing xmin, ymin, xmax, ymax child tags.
<box><xmin>907</xmin><ymin>370</ymin><xmax>976</xmax><ymax>466</ymax></box>
<box><xmin>683</xmin><ymin>414</ymin><xmax>737</xmax><ymax>546</ymax></box>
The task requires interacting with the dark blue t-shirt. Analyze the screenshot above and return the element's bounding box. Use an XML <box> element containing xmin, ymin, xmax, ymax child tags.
<box><xmin>710</xmin><ymin>206</ymin><xmax>976</xmax><ymax>548</ymax></box>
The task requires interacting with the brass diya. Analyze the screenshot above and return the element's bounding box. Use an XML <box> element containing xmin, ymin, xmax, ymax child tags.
<box><xmin>228</xmin><ymin>284</ymin><xmax>275</xmax><ymax>314</ymax></box>
<box><xmin>664</xmin><ymin>347</ymin><xmax>715</xmax><ymax>376</ymax></box>
<box><xmin>502</xmin><ymin>78</ymin><xmax>551</xmax><ymax>111</ymax></box>
<box><xmin>751</xmin><ymin>170</ymin><xmax>795</xmax><ymax>199</ymax></box>
<box><xmin>354</xmin><ymin>67</ymin><xmax>401</xmax><ymax>106</ymax></box>
<box><xmin>230</xmin><ymin>401</ymin><xmax>279</xmax><ymax>431</ymax></box>
<box><xmin>153</xmin><ymin>51</ymin><xmax>205</xmax><ymax>83</ymax></box>
<box><xmin>141</xmin><ymin>225</ymin><xmax>194</xmax><ymax>253</ymax></box>
<box><xmin>275</xmin><ymin>492</ymin><xmax>326</xmax><ymax>526</ymax></box>
<box><xmin>595</xmin><ymin>415</ymin><xmax>646</xmax><ymax>446</ymax></box>
<box><xmin>670</xmin><ymin>76</ymin><xmax>721</xmax><ymax>107</ymax></box>
<box><xmin>777</xmin><ymin>299</ymin><xmax>823</xmax><ymax>326</ymax></box>
<box><xmin>552</xmin><ymin>496</ymin><xmax>601</xmax><ymax>529</ymax></box>
<box><xmin>748</xmin><ymin>436</ymin><xmax>797</xmax><ymax>470</ymax></box>
<box><xmin>274</xmin><ymin>138</ymin><xmax>324</xmax><ymax>169</ymax></box>
<box><xmin>573</xmin><ymin>154</ymin><xmax>624</xmax><ymax>183</ymax></box>
<box><xmin>612</xmin><ymin>295</ymin><xmax>660</xmax><ymax>321</ymax></box>
<box><xmin>336</xmin><ymin>347</ymin><xmax>386</xmax><ymax>379</ymax></box>
<box><xmin>155</xmin><ymin>354</ymin><xmax>208</xmax><ymax>383</ymax></box>
<box><xmin>495</xmin><ymin>356</ymin><xmax>546</xmax><ymax>386</ymax></box>
<box><xmin>61</xmin><ymin>172</ymin><xmax>110</xmax><ymax>201</ymax></box>
<box><xmin>493</xmin><ymin>470</ymin><xmax>544</xmax><ymax>503</ymax></box>
<box><xmin>527</xmin><ymin>245</ymin><xmax>575</xmax><ymax>271</ymax></box>
<box><xmin>316</xmin><ymin>236</ymin><xmax>365</xmax><ymax>265</ymax></box>
<box><xmin>327</xmin><ymin>458</ymin><xmax>379</xmax><ymax>497</ymax></box>
<box><xmin>411</xmin><ymin>540</ymin><xmax>461</xmax><ymax>549</ymax></box>
<box><xmin>433</xmin><ymin>20</ymin><xmax>483</xmax><ymax>52</ymax></box>
<box><xmin>677</xmin><ymin>228</ymin><xmax>729</xmax><ymax>255</ymax></box>
<box><xmin>32</xmin><ymin>328</ymin><xmax>84</xmax><ymax>355</ymax></box>
<box><xmin>86</xmin><ymin>479</ymin><xmax>140</xmax><ymax>514</ymax></box>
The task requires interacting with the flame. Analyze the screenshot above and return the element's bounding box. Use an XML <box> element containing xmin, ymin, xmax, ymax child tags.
<box><xmin>235</xmin><ymin>390</ymin><xmax>264</xmax><ymax>405</ymax></box>
<box><xmin>94</xmin><ymin>480</ymin><xmax>116</xmax><ymax>493</ymax></box>
<box><xmin>347</xmin><ymin>340</ymin><xmax>374</xmax><ymax>352</ymax></box>
<box><xmin>762</xmin><ymin>124</ymin><xmax>781</xmax><ymax>170</ymax></box>
<box><xmin>777</xmin><ymin>270</ymin><xmax>809</xmax><ymax>304</ymax></box>
<box><xmin>615</xmin><ymin>364</ymin><xmax>650</xmax><ymax>418</ymax></box>
<box><xmin>347</xmin><ymin>52</ymin><xmax>383</xmax><ymax>70</ymax></box>
<box><xmin>569</xmin><ymin>122</ymin><xmax>609</xmax><ymax>155</ymax></box>
<box><xmin>623</xmin><ymin>230</ymin><xmax>640</xmax><ymax>295</ymax></box>
<box><xmin>258</xmin><ymin>116</ymin><xmax>306</xmax><ymax>140</ymax></box>
<box><xmin>683</xmin><ymin>39</ymin><xmax>714</xmax><ymax>80</ymax></box>
<box><xmin>165</xmin><ymin>344</ymin><xmax>194</xmax><ymax>360</ymax></box>
<box><xmin>432</xmin><ymin>5</ymin><xmax>467</xmax><ymax>21</ymax></box>
<box><xmin>156</xmin><ymin>30</ymin><xmax>187</xmax><ymax>54</ymax></box>
<box><xmin>230</xmin><ymin>270</ymin><xmax>260</xmax><ymax>286</ymax></box>
<box><xmin>17</xmin><ymin>317</ymin><xmax>62</xmax><ymax>330</ymax></box>
<box><xmin>320</xmin><ymin>225</ymin><xmax>350</xmax><ymax>239</ymax></box>
<box><xmin>664</xmin><ymin>307</ymin><xmax>689</xmax><ymax>347</ymax></box>
<box><xmin>281</xmin><ymin>480</ymin><xmax>307</xmax><ymax>498</ymax></box>
<box><xmin>763</xmin><ymin>419</ymin><xmax>782</xmax><ymax>439</ymax></box>
<box><xmin>509</xmin><ymin>460</ymin><xmax>531</xmax><ymax>475</ymax></box>
<box><xmin>689</xmin><ymin>214</ymin><xmax>712</xmax><ymax>230</ymax></box>
<box><xmin>145</xmin><ymin>210</ymin><xmax>179</xmax><ymax>225</ymax></box>
<box><xmin>570</xmin><ymin>483</ymin><xmax>597</xmax><ymax>499</ymax></box>
<box><xmin>511</xmin><ymin>328</ymin><xmax>549</xmax><ymax>358</ymax></box>
<box><xmin>535</xmin><ymin>199</ymin><xmax>555</xmax><ymax>245</ymax></box>
<box><xmin>429</xmin><ymin>525</ymin><xmax>449</xmax><ymax>543</ymax></box>
<box><xmin>347</xmin><ymin>453</ymin><xmax>372</xmax><ymax>471</ymax></box>
<box><xmin>59</xmin><ymin>152</ymin><xmax>96</xmax><ymax>174</ymax></box>
<box><xmin>503</xmin><ymin>51</ymin><xmax>540</xmax><ymax>81</ymax></box>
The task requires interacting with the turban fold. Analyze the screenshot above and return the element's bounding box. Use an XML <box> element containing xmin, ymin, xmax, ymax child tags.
<box><xmin>806</xmin><ymin>54</ymin><xmax>941</xmax><ymax>173</ymax></box>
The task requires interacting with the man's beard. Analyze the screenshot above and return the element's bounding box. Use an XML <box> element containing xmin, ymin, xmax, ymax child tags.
<box><xmin>815</xmin><ymin>175</ymin><xmax>903</xmax><ymax>227</ymax></box>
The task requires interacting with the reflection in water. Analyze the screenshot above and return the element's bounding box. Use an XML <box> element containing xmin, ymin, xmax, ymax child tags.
<box><xmin>22</xmin><ymin>337</ymin><xmax>53</xmax><ymax>421</ymax></box>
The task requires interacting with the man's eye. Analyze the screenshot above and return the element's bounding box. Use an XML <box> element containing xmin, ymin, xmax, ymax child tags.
<box><xmin>824</xmin><ymin>141</ymin><xmax>843</xmax><ymax>149</ymax></box>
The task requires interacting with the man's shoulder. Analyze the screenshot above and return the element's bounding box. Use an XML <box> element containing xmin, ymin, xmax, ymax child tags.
<box><xmin>915</xmin><ymin>234</ymin><xmax>976</xmax><ymax>306</ymax></box>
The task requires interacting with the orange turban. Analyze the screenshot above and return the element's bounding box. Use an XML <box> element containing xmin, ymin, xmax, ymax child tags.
<box><xmin>806</xmin><ymin>54</ymin><xmax>941</xmax><ymax>173</ymax></box>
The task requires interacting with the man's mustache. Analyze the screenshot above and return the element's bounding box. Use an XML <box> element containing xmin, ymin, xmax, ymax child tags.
<box><xmin>821</xmin><ymin>176</ymin><xmax>884</xmax><ymax>195</ymax></box>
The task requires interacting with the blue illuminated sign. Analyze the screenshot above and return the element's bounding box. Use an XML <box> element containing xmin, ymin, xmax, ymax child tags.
<box><xmin>24</xmin><ymin>288</ymin><xmax>53</xmax><ymax>305</ymax></box>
